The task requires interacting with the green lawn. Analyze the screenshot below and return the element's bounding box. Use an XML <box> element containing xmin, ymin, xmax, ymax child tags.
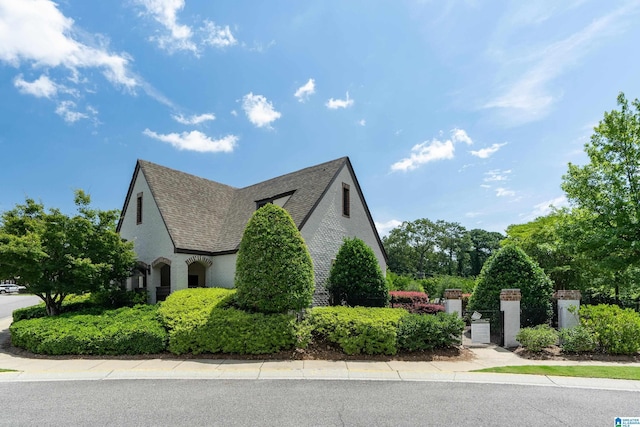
<box><xmin>0</xmin><ymin>369</ymin><xmax>16</xmax><ymax>373</ymax></box>
<box><xmin>474</xmin><ymin>365</ymin><xmax>640</xmax><ymax>381</ymax></box>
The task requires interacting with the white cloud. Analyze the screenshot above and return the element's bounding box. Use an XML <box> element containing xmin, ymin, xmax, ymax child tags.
<box><xmin>465</xmin><ymin>211</ymin><xmax>482</xmax><ymax>218</ymax></box>
<box><xmin>484</xmin><ymin>3</ymin><xmax>638</xmax><ymax>124</ymax></box>
<box><xmin>358</xmin><ymin>119</ymin><xmax>366</xmax><ymax>126</ymax></box>
<box><xmin>484</xmin><ymin>169</ymin><xmax>512</xmax><ymax>182</ymax></box>
<box><xmin>55</xmin><ymin>100</ymin><xmax>96</xmax><ymax>123</ymax></box>
<box><xmin>13</xmin><ymin>74</ymin><xmax>58</xmax><ymax>98</ymax></box>
<box><xmin>242</xmin><ymin>93</ymin><xmax>281</xmax><ymax>128</ymax></box>
<box><xmin>200</xmin><ymin>21</ymin><xmax>237</xmax><ymax>48</ymax></box>
<box><xmin>391</xmin><ymin>128</ymin><xmax>473</xmax><ymax>172</ymax></box>
<box><xmin>135</xmin><ymin>0</ymin><xmax>196</xmax><ymax>53</ymax></box>
<box><xmin>471</xmin><ymin>143</ymin><xmax>507</xmax><ymax>159</ymax></box>
<box><xmin>134</xmin><ymin>1</ymin><xmax>236</xmax><ymax>54</ymax></box>
<box><xmin>143</xmin><ymin>128</ymin><xmax>237</xmax><ymax>153</ymax></box>
<box><xmin>530</xmin><ymin>195</ymin><xmax>568</xmax><ymax>218</ymax></box>
<box><xmin>172</xmin><ymin>113</ymin><xmax>215</xmax><ymax>125</ymax></box>
<box><xmin>294</xmin><ymin>78</ymin><xmax>315</xmax><ymax>102</ymax></box>
<box><xmin>326</xmin><ymin>92</ymin><xmax>354</xmax><ymax>109</ymax></box>
<box><xmin>451</xmin><ymin>128</ymin><xmax>473</xmax><ymax>145</ymax></box>
<box><xmin>495</xmin><ymin>187</ymin><xmax>515</xmax><ymax>197</ymax></box>
<box><xmin>0</xmin><ymin>0</ymin><xmax>138</xmax><ymax>89</ymax></box>
<box><xmin>375</xmin><ymin>219</ymin><xmax>402</xmax><ymax>237</ymax></box>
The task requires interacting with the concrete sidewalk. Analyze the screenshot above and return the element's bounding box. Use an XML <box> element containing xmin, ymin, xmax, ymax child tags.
<box><xmin>1</xmin><ymin>317</ymin><xmax>639</xmax><ymax>391</ymax></box>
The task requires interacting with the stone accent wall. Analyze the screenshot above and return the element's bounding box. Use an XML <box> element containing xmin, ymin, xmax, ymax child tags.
<box><xmin>500</xmin><ymin>289</ymin><xmax>522</xmax><ymax>301</ymax></box>
<box><xmin>555</xmin><ymin>290</ymin><xmax>581</xmax><ymax>300</ymax></box>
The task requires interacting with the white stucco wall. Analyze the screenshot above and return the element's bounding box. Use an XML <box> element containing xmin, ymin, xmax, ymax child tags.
<box><xmin>301</xmin><ymin>165</ymin><xmax>386</xmax><ymax>305</ymax></box>
<box><xmin>119</xmin><ymin>171</ymin><xmax>221</xmax><ymax>302</ymax></box>
<box><xmin>210</xmin><ymin>253</ymin><xmax>237</xmax><ymax>288</ymax></box>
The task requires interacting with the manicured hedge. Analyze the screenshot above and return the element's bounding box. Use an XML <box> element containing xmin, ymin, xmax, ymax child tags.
<box><xmin>12</xmin><ymin>290</ymin><xmax>148</xmax><ymax>322</ymax></box>
<box><xmin>167</xmin><ymin>308</ymin><xmax>297</xmax><ymax>355</ymax></box>
<box><xmin>300</xmin><ymin>306</ymin><xmax>407</xmax><ymax>355</ymax></box>
<box><xmin>397</xmin><ymin>312</ymin><xmax>464</xmax><ymax>351</ymax></box>
<box><xmin>158</xmin><ymin>288</ymin><xmax>296</xmax><ymax>355</ymax></box>
<box><xmin>13</xmin><ymin>294</ymin><xmax>94</xmax><ymax>322</ymax></box>
<box><xmin>157</xmin><ymin>287</ymin><xmax>235</xmax><ymax>330</ymax></box>
<box><xmin>10</xmin><ymin>305</ymin><xmax>167</xmax><ymax>355</ymax></box>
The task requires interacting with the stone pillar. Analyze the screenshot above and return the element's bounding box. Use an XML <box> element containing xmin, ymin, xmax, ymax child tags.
<box><xmin>443</xmin><ymin>289</ymin><xmax>462</xmax><ymax>318</ymax></box>
<box><xmin>500</xmin><ymin>289</ymin><xmax>521</xmax><ymax>348</ymax></box>
<box><xmin>556</xmin><ymin>290</ymin><xmax>581</xmax><ymax>329</ymax></box>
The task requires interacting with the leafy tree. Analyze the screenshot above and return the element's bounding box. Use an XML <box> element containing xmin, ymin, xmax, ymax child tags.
<box><xmin>504</xmin><ymin>212</ymin><xmax>581</xmax><ymax>291</ymax></box>
<box><xmin>434</xmin><ymin>220</ymin><xmax>472</xmax><ymax>276</ymax></box>
<box><xmin>383</xmin><ymin>219</ymin><xmax>437</xmax><ymax>277</ymax></box>
<box><xmin>234</xmin><ymin>203</ymin><xmax>314</xmax><ymax>314</ymax></box>
<box><xmin>561</xmin><ymin>92</ymin><xmax>640</xmax><ymax>302</ymax></box>
<box><xmin>0</xmin><ymin>191</ymin><xmax>136</xmax><ymax>316</ymax></box>
<box><xmin>383</xmin><ymin>219</ymin><xmax>500</xmax><ymax>278</ymax></box>
<box><xmin>468</xmin><ymin>229</ymin><xmax>503</xmax><ymax>276</ymax></box>
<box><xmin>467</xmin><ymin>246</ymin><xmax>553</xmax><ymax>328</ymax></box>
<box><xmin>327</xmin><ymin>237</ymin><xmax>388</xmax><ymax>307</ymax></box>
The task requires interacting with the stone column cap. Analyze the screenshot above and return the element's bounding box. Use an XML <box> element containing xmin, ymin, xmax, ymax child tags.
<box><xmin>443</xmin><ymin>289</ymin><xmax>462</xmax><ymax>299</ymax></box>
<box><xmin>554</xmin><ymin>289</ymin><xmax>582</xmax><ymax>300</ymax></box>
<box><xmin>500</xmin><ymin>289</ymin><xmax>521</xmax><ymax>301</ymax></box>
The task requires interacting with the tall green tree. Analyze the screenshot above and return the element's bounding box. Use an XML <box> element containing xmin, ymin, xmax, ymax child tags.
<box><xmin>504</xmin><ymin>212</ymin><xmax>581</xmax><ymax>291</ymax></box>
<box><xmin>468</xmin><ymin>229</ymin><xmax>503</xmax><ymax>276</ymax></box>
<box><xmin>434</xmin><ymin>220</ymin><xmax>471</xmax><ymax>276</ymax></box>
<box><xmin>0</xmin><ymin>191</ymin><xmax>136</xmax><ymax>315</ymax></box>
<box><xmin>561</xmin><ymin>92</ymin><xmax>640</xmax><ymax>301</ymax></box>
<box><xmin>382</xmin><ymin>219</ymin><xmax>437</xmax><ymax>276</ymax></box>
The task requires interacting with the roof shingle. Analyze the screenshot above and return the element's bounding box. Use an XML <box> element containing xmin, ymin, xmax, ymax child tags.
<box><xmin>133</xmin><ymin>157</ymin><xmax>348</xmax><ymax>254</ymax></box>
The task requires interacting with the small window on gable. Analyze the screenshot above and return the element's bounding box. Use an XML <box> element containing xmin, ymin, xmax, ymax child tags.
<box><xmin>342</xmin><ymin>183</ymin><xmax>350</xmax><ymax>218</ymax></box>
<box><xmin>136</xmin><ymin>192</ymin><xmax>143</xmax><ymax>224</ymax></box>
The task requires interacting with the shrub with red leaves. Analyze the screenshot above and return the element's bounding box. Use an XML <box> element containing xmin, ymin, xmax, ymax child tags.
<box><xmin>389</xmin><ymin>291</ymin><xmax>444</xmax><ymax>314</ymax></box>
<box><xmin>389</xmin><ymin>291</ymin><xmax>429</xmax><ymax>305</ymax></box>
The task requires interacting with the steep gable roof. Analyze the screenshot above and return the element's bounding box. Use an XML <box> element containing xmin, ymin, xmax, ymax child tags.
<box><xmin>118</xmin><ymin>157</ymin><xmax>351</xmax><ymax>255</ymax></box>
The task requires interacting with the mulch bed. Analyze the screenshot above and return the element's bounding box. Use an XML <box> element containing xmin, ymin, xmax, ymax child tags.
<box><xmin>513</xmin><ymin>345</ymin><xmax>640</xmax><ymax>362</ymax></box>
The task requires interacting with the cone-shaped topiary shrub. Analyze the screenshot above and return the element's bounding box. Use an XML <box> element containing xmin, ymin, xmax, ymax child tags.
<box><xmin>327</xmin><ymin>237</ymin><xmax>388</xmax><ymax>307</ymax></box>
<box><xmin>467</xmin><ymin>245</ymin><xmax>553</xmax><ymax>328</ymax></box>
<box><xmin>234</xmin><ymin>203</ymin><xmax>314</xmax><ymax>313</ymax></box>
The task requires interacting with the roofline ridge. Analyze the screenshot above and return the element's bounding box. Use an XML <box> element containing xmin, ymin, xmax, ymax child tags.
<box><xmin>238</xmin><ymin>156</ymin><xmax>348</xmax><ymax>191</ymax></box>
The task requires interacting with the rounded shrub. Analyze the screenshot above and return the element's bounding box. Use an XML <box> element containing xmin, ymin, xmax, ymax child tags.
<box><xmin>516</xmin><ymin>325</ymin><xmax>558</xmax><ymax>352</ymax></box>
<box><xmin>467</xmin><ymin>245</ymin><xmax>553</xmax><ymax>328</ymax></box>
<box><xmin>327</xmin><ymin>237</ymin><xmax>388</xmax><ymax>307</ymax></box>
<box><xmin>579</xmin><ymin>304</ymin><xmax>640</xmax><ymax>355</ymax></box>
<box><xmin>559</xmin><ymin>325</ymin><xmax>597</xmax><ymax>353</ymax></box>
<box><xmin>234</xmin><ymin>204</ymin><xmax>314</xmax><ymax>314</ymax></box>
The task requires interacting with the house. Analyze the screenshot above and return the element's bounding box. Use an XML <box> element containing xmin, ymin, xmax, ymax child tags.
<box><xmin>117</xmin><ymin>157</ymin><xmax>387</xmax><ymax>304</ymax></box>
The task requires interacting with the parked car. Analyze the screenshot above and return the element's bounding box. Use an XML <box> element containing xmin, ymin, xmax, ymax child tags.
<box><xmin>0</xmin><ymin>284</ymin><xmax>20</xmax><ymax>294</ymax></box>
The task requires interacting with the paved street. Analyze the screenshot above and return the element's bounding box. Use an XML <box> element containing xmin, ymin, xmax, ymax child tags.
<box><xmin>0</xmin><ymin>379</ymin><xmax>637</xmax><ymax>426</ymax></box>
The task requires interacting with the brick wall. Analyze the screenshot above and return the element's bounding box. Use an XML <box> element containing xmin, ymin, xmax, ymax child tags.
<box><xmin>500</xmin><ymin>289</ymin><xmax>521</xmax><ymax>301</ymax></box>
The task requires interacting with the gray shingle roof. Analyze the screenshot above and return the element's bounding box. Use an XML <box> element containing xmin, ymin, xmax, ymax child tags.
<box><xmin>130</xmin><ymin>157</ymin><xmax>348</xmax><ymax>254</ymax></box>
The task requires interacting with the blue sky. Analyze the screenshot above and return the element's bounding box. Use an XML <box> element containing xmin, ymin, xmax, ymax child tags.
<box><xmin>2</xmin><ymin>1</ymin><xmax>640</xmax><ymax>236</ymax></box>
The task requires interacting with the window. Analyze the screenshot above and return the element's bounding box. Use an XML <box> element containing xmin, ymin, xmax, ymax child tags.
<box><xmin>255</xmin><ymin>190</ymin><xmax>295</xmax><ymax>210</ymax></box>
<box><xmin>342</xmin><ymin>183</ymin><xmax>350</xmax><ymax>217</ymax></box>
<box><xmin>136</xmin><ymin>192</ymin><xmax>143</xmax><ymax>224</ymax></box>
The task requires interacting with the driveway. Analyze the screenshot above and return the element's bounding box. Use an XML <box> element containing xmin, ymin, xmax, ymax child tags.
<box><xmin>0</xmin><ymin>294</ymin><xmax>40</xmax><ymax>319</ymax></box>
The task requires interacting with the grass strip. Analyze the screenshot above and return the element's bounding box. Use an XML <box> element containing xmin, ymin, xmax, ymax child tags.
<box><xmin>474</xmin><ymin>365</ymin><xmax>640</xmax><ymax>381</ymax></box>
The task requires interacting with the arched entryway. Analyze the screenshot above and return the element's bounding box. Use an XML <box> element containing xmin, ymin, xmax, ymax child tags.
<box><xmin>185</xmin><ymin>255</ymin><xmax>213</xmax><ymax>288</ymax></box>
<box><xmin>152</xmin><ymin>257</ymin><xmax>172</xmax><ymax>302</ymax></box>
